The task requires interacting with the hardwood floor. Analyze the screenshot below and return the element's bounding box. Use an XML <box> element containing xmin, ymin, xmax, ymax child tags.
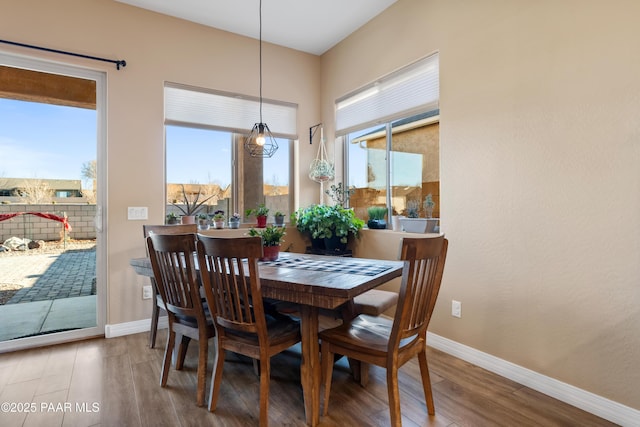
<box><xmin>0</xmin><ymin>332</ymin><xmax>617</xmax><ymax>427</ymax></box>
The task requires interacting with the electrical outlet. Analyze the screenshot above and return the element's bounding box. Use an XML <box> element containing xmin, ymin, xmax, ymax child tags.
<box><xmin>142</xmin><ymin>285</ymin><xmax>153</xmax><ymax>300</ymax></box>
<box><xmin>452</xmin><ymin>300</ymin><xmax>461</xmax><ymax>318</ymax></box>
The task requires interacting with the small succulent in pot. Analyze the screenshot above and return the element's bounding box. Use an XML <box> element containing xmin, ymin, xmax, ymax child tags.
<box><xmin>406</xmin><ymin>200</ymin><xmax>420</xmax><ymax>218</ymax></box>
<box><xmin>274</xmin><ymin>211</ymin><xmax>285</xmax><ymax>226</ymax></box>
<box><xmin>228</xmin><ymin>212</ymin><xmax>241</xmax><ymax>229</ymax></box>
<box><xmin>197</xmin><ymin>213</ymin><xmax>210</xmax><ymax>230</ymax></box>
<box><xmin>424</xmin><ymin>194</ymin><xmax>435</xmax><ymax>218</ymax></box>
<box><xmin>166</xmin><ymin>212</ymin><xmax>179</xmax><ymax>225</ymax></box>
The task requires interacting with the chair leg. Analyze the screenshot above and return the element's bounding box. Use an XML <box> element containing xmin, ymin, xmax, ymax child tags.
<box><xmin>321</xmin><ymin>344</ymin><xmax>335</xmax><ymax>416</ymax></box>
<box><xmin>386</xmin><ymin>367</ymin><xmax>402</xmax><ymax>427</ymax></box>
<box><xmin>176</xmin><ymin>334</ymin><xmax>191</xmax><ymax>370</ymax></box>
<box><xmin>418</xmin><ymin>349</ymin><xmax>435</xmax><ymax>415</ymax></box>
<box><xmin>149</xmin><ymin>300</ymin><xmax>159</xmax><ymax>348</ymax></box>
<box><xmin>258</xmin><ymin>358</ymin><xmax>270</xmax><ymax>427</ymax></box>
<box><xmin>161</xmin><ymin>329</ymin><xmax>175</xmax><ymax>387</ymax></box>
<box><xmin>208</xmin><ymin>347</ymin><xmax>226</xmax><ymax>412</ymax></box>
<box><xmin>196</xmin><ymin>338</ymin><xmax>208</xmax><ymax>407</ymax></box>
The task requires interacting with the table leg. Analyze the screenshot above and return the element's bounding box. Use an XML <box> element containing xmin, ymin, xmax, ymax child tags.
<box><xmin>299</xmin><ymin>305</ymin><xmax>320</xmax><ymax>426</ymax></box>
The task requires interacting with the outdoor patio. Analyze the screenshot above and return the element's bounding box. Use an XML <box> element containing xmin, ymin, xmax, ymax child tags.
<box><xmin>0</xmin><ymin>239</ymin><xmax>96</xmax><ymax>341</ymax></box>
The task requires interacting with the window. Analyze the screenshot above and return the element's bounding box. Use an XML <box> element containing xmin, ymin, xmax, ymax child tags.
<box><xmin>340</xmin><ymin>53</ymin><xmax>440</xmax><ymax>222</ymax></box>
<box><xmin>346</xmin><ymin>112</ymin><xmax>439</xmax><ymax>220</ymax></box>
<box><xmin>164</xmin><ymin>84</ymin><xmax>296</xmax><ymax>222</ymax></box>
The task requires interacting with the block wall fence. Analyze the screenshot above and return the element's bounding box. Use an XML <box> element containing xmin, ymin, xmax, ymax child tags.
<box><xmin>0</xmin><ymin>204</ymin><xmax>96</xmax><ymax>242</ymax></box>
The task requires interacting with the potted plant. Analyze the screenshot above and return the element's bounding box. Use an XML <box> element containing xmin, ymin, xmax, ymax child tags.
<box><xmin>197</xmin><ymin>213</ymin><xmax>210</xmax><ymax>230</ymax></box>
<box><xmin>274</xmin><ymin>211</ymin><xmax>285</xmax><ymax>227</ymax></box>
<box><xmin>367</xmin><ymin>206</ymin><xmax>388</xmax><ymax>229</ymax></box>
<box><xmin>424</xmin><ymin>194</ymin><xmax>435</xmax><ymax>218</ymax></box>
<box><xmin>248</xmin><ymin>225</ymin><xmax>286</xmax><ymax>261</ymax></box>
<box><xmin>228</xmin><ymin>212</ymin><xmax>241</xmax><ymax>229</ymax></box>
<box><xmin>423</xmin><ymin>193</ymin><xmax>438</xmax><ymax>232</ymax></box>
<box><xmin>166</xmin><ymin>212</ymin><xmax>179</xmax><ymax>225</ymax></box>
<box><xmin>399</xmin><ymin>199</ymin><xmax>438</xmax><ymax>233</ymax></box>
<box><xmin>294</xmin><ymin>204</ymin><xmax>364</xmax><ymax>253</ymax></box>
<box><xmin>171</xmin><ymin>184</ymin><xmax>214</xmax><ymax>224</ymax></box>
<box><xmin>245</xmin><ymin>204</ymin><xmax>269</xmax><ymax>228</ymax></box>
<box><xmin>212</xmin><ymin>210</ymin><xmax>225</xmax><ymax>229</ymax></box>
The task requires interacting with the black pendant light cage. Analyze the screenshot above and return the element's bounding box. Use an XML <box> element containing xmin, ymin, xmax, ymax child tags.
<box><xmin>245</xmin><ymin>0</ymin><xmax>278</xmax><ymax>158</ymax></box>
<box><xmin>245</xmin><ymin>122</ymin><xmax>278</xmax><ymax>157</ymax></box>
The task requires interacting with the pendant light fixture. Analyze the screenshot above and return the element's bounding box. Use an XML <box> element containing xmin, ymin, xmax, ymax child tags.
<box><xmin>244</xmin><ymin>0</ymin><xmax>278</xmax><ymax>158</ymax></box>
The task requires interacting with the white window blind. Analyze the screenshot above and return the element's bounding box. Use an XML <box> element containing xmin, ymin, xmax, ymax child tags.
<box><xmin>335</xmin><ymin>53</ymin><xmax>439</xmax><ymax>136</ymax></box>
<box><xmin>164</xmin><ymin>83</ymin><xmax>298</xmax><ymax>139</ymax></box>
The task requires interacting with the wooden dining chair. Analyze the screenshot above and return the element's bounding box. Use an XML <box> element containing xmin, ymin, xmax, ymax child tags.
<box><xmin>320</xmin><ymin>236</ymin><xmax>448</xmax><ymax>427</ymax></box>
<box><xmin>143</xmin><ymin>223</ymin><xmax>197</xmax><ymax>348</ymax></box>
<box><xmin>146</xmin><ymin>232</ymin><xmax>216</xmax><ymax>407</ymax></box>
<box><xmin>196</xmin><ymin>235</ymin><xmax>301</xmax><ymax>427</ymax></box>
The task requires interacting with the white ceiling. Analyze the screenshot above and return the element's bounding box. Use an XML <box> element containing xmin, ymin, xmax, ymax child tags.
<box><xmin>115</xmin><ymin>0</ymin><xmax>397</xmax><ymax>55</ymax></box>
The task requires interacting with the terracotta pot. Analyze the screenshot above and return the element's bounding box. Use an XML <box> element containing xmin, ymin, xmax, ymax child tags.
<box><xmin>181</xmin><ymin>215</ymin><xmax>196</xmax><ymax>224</ymax></box>
<box><xmin>260</xmin><ymin>245</ymin><xmax>280</xmax><ymax>261</ymax></box>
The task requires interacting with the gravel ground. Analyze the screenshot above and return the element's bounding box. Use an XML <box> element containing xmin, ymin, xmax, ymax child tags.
<box><xmin>0</xmin><ymin>239</ymin><xmax>96</xmax><ymax>304</ymax></box>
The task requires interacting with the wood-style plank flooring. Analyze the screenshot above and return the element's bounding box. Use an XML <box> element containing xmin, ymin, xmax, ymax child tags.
<box><xmin>0</xmin><ymin>331</ymin><xmax>617</xmax><ymax>426</ymax></box>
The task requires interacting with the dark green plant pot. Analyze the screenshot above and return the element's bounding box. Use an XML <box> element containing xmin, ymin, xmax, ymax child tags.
<box><xmin>324</xmin><ymin>235</ymin><xmax>347</xmax><ymax>253</ymax></box>
<box><xmin>310</xmin><ymin>237</ymin><xmax>325</xmax><ymax>250</ymax></box>
<box><xmin>367</xmin><ymin>219</ymin><xmax>387</xmax><ymax>229</ymax></box>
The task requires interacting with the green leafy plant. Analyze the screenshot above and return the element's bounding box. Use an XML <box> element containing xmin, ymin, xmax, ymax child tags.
<box><xmin>171</xmin><ymin>184</ymin><xmax>214</xmax><ymax>216</ymax></box>
<box><xmin>197</xmin><ymin>213</ymin><xmax>208</xmax><ymax>221</ymax></box>
<box><xmin>248</xmin><ymin>225</ymin><xmax>286</xmax><ymax>246</ymax></box>
<box><xmin>294</xmin><ymin>204</ymin><xmax>364</xmax><ymax>244</ymax></box>
<box><xmin>245</xmin><ymin>204</ymin><xmax>270</xmax><ymax>218</ymax></box>
<box><xmin>213</xmin><ymin>210</ymin><xmax>225</xmax><ymax>220</ymax></box>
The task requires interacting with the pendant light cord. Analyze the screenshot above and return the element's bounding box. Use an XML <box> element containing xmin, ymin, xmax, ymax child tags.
<box><xmin>259</xmin><ymin>0</ymin><xmax>263</xmax><ymax>124</ymax></box>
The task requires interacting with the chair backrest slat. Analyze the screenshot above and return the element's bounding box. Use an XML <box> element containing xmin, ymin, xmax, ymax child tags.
<box><xmin>391</xmin><ymin>236</ymin><xmax>448</xmax><ymax>346</ymax></box>
<box><xmin>147</xmin><ymin>233</ymin><xmax>202</xmax><ymax>319</ymax></box>
<box><xmin>197</xmin><ymin>236</ymin><xmax>267</xmax><ymax>339</ymax></box>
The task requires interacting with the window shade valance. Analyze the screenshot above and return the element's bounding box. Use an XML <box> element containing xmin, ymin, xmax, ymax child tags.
<box><xmin>164</xmin><ymin>83</ymin><xmax>298</xmax><ymax>139</ymax></box>
<box><xmin>335</xmin><ymin>53</ymin><xmax>439</xmax><ymax>136</ymax></box>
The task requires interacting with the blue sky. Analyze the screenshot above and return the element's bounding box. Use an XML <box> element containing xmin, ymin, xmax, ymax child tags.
<box><xmin>0</xmin><ymin>98</ymin><xmax>96</xmax><ymax>181</ymax></box>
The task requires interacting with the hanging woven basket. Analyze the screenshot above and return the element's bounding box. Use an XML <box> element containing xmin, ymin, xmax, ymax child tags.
<box><xmin>308</xmin><ymin>127</ymin><xmax>335</xmax><ymax>183</ymax></box>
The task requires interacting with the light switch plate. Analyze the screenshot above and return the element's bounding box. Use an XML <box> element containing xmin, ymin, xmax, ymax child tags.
<box><xmin>127</xmin><ymin>207</ymin><xmax>148</xmax><ymax>220</ymax></box>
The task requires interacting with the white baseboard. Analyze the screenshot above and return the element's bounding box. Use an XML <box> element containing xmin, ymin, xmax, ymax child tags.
<box><xmin>104</xmin><ymin>316</ymin><xmax>167</xmax><ymax>338</ymax></box>
<box><xmin>427</xmin><ymin>332</ymin><xmax>639</xmax><ymax>427</ymax></box>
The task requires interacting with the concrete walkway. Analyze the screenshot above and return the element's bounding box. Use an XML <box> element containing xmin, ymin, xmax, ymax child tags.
<box><xmin>0</xmin><ymin>296</ymin><xmax>96</xmax><ymax>341</ymax></box>
<box><xmin>0</xmin><ymin>247</ymin><xmax>97</xmax><ymax>340</ymax></box>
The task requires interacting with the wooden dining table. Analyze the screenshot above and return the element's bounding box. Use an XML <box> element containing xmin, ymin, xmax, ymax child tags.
<box><xmin>130</xmin><ymin>251</ymin><xmax>404</xmax><ymax>426</ymax></box>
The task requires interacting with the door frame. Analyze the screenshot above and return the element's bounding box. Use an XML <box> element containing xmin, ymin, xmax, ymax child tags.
<box><xmin>0</xmin><ymin>51</ymin><xmax>107</xmax><ymax>352</ymax></box>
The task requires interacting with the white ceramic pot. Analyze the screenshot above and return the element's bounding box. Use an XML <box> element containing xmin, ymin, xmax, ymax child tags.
<box><xmin>399</xmin><ymin>217</ymin><xmax>439</xmax><ymax>233</ymax></box>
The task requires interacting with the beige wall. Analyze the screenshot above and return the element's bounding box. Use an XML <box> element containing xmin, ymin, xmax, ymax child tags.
<box><xmin>321</xmin><ymin>0</ymin><xmax>640</xmax><ymax>411</ymax></box>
